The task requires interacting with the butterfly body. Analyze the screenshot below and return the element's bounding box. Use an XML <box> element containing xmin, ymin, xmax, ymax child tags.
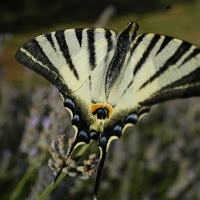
<box><xmin>15</xmin><ymin>21</ymin><xmax>200</xmax><ymax>199</ymax></box>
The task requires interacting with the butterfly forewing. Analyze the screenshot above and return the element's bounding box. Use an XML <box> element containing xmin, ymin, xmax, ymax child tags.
<box><xmin>129</xmin><ymin>33</ymin><xmax>200</xmax><ymax>106</ymax></box>
<box><xmin>16</xmin><ymin>28</ymin><xmax>116</xmax><ymax>99</ymax></box>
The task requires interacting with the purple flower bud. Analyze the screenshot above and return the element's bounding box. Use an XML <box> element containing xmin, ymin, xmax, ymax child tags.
<box><xmin>29</xmin><ymin>147</ymin><xmax>39</xmax><ymax>157</ymax></box>
<box><xmin>42</xmin><ymin>117</ymin><xmax>52</xmax><ymax>129</ymax></box>
<box><xmin>30</xmin><ymin>117</ymin><xmax>39</xmax><ymax>128</ymax></box>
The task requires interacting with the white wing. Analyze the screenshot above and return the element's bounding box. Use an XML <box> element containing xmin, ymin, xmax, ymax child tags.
<box><xmin>132</xmin><ymin>33</ymin><xmax>200</xmax><ymax>106</ymax></box>
<box><xmin>16</xmin><ymin>28</ymin><xmax>116</xmax><ymax>102</ymax></box>
<box><xmin>105</xmin><ymin>33</ymin><xmax>200</xmax><ymax>128</ymax></box>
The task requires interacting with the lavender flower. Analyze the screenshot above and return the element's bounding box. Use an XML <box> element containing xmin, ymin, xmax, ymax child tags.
<box><xmin>49</xmin><ymin>135</ymin><xmax>98</xmax><ymax>180</ymax></box>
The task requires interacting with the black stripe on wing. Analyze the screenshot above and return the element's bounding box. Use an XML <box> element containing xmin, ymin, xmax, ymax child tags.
<box><xmin>139</xmin><ymin>41</ymin><xmax>192</xmax><ymax>90</ymax></box>
<box><xmin>45</xmin><ymin>33</ymin><xmax>56</xmax><ymax>51</ymax></box>
<box><xmin>105</xmin><ymin>30</ymin><xmax>113</xmax><ymax>52</ymax></box>
<box><xmin>87</xmin><ymin>29</ymin><xmax>96</xmax><ymax>70</ymax></box>
<box><xmin>15</xmin><ymin>39</ymin><xmax>71</xmax><ymax>97</ymax></box>
<box><xmin>118</xmin><ymin>79</ymin><xmax>133</xmax><ymax>100</ymax></box>
<box><xmin>75</xmin><ymin>29</ymin><xmax>83</xmax><ymax>47</ymax></box>
<box><xmin>163</xmin><ymin>67</ymin><xmax>200</xmax><ymax>89</ymax></box>
<box><xmin>179</xmin><ymin>48</ymin><xmax>200</xmax><ymax>67</ymax></box>
<box><xmin>55</xmin><ymin>30</ymin><xmax>79</xmax><ymax>80</ymax></box>
<box><xmin>133</xmin><ymin>34</ymin><xmax>161</xmax><ymax>75</ymax></box>
<box><xmin>130</xmin><ymin>34</ymin><xmax>146</xmax><ymax>57</ymax></box>
<box><xmin>140</xmin><ymin>67</ymin><xmax>200</xmax><ymax>106</ymax></box>
<box><xmin>104</xmin><ymin>29</ymin><xmax>114</xmax><ymax>63</ymax></box>
<box><xmin>102</xmin><ymin>29</ymin><xmax>114</xmax><ymax>77</ymax></box>
<box><xmin>127</xmin><ymin>34</ymin><xmax>146</xmax><ymax>66</ymax></box>
<box><xmin>89</xmin><ymin>75</ymin><xmax>92</xmax><ymax>91</ymax></box>
<box><xmin>156</xmin><ymin>36</ymin><xmax>173</xmax><ymax>55</ymax></box>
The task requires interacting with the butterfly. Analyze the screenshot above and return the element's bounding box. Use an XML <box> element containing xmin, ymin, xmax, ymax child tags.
<box><xmin>15</xmin><ymin>21</ymin><xmax>200</xmax><ymax>199</ymax></box>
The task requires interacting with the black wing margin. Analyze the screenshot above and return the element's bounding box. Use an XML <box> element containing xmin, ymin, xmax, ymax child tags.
<box><xmin>15</xmin><ymin>38</ymin><xmax>70</xmax><ymax>98</ymax></box>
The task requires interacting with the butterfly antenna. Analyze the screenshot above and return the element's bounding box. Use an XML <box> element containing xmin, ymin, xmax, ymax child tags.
<box><xmin>126</xmin><ymin>15</ymin><xmax>132</xmax><ymax>23</ymax></box>
<box><xmin>135</xmin><ymin>5</ymin><xmax>171</xmax><ymax>22</ymax></box>
<box><xmin>93</xmin><ymin>141</ymin><xmax>108</xmax><ymax>200</ymax></box>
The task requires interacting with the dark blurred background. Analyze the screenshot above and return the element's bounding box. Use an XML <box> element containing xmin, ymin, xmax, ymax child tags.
<box><xmin>0</xmin><ymin>0</ymin><xmax>200</xmax><ymax>200</ymax></box>
<box><xmin>0</xmin><ymin>0</ymin><xmax>195</xmax><ymax>32</ymax></box>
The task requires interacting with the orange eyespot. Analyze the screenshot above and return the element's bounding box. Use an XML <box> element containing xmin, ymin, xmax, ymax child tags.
<box><xmin>91</xmin><ymin>104</ymin><xmax>113</xmax><ymax>118</ymax></box>
<box><xmin>105</xmin><ymin>104</ymin><xmax>113</xmax><ymax>117</ymax></box>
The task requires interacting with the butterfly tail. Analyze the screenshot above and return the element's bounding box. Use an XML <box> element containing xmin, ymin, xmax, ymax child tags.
<box><xmin>93</xmin><ymin>139</ymin><xmax>108</xmax><ymax>200</ymax></box>
<box><xmin>53</xmin><ymin>136</ymin><xmax>82</xmax><ymax>183</ymax></box>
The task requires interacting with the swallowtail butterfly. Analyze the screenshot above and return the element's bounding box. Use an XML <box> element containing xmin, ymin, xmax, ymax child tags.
<box><xmin>15</xmin><ymin>22</ymin><xmax>200</xmax><ymax>199</ymax></box>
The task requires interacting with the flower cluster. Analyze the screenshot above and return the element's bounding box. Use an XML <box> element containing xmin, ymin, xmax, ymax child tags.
<box><xmin>49</xmin><ymin>135</ymin><xmax>98</xmax><ymax>180</ymax></box>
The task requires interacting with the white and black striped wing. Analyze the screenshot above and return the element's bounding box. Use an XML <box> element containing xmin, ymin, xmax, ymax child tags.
<box><xmin>107</xmin><ymin>33</ymin><xmax>200</xmax><ymax>115</ymax></box>
<box><xmin>15</xmin><ymin>28</ymin><xmax>116</xmax><ymax>99</ymax></box>
<box><xmin>132</xmin><ymin>33</ymin><xmax>200</xmax><ymax>106</ymax></box>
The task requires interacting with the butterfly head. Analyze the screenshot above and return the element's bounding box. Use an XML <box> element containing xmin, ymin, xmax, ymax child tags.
<box><xmin>128</xmin><ymin>22</ymin><xmax>139</xmax><ymax>33</ymax></box>
<box><xmin>124</xmin><ymin>21</ymin><xmax>139</xmax><ymax>40</ymax></box>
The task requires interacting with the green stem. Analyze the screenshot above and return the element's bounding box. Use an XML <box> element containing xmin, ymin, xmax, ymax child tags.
<box><xmin>10</xmin><ymin>165</ymin><xmax>39</xmax><ymax>200</ymax></box>
<box><xmin>37</xmin><ymin>172</ymin><xmax>67</xmax><ymax>200</ymax></box>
